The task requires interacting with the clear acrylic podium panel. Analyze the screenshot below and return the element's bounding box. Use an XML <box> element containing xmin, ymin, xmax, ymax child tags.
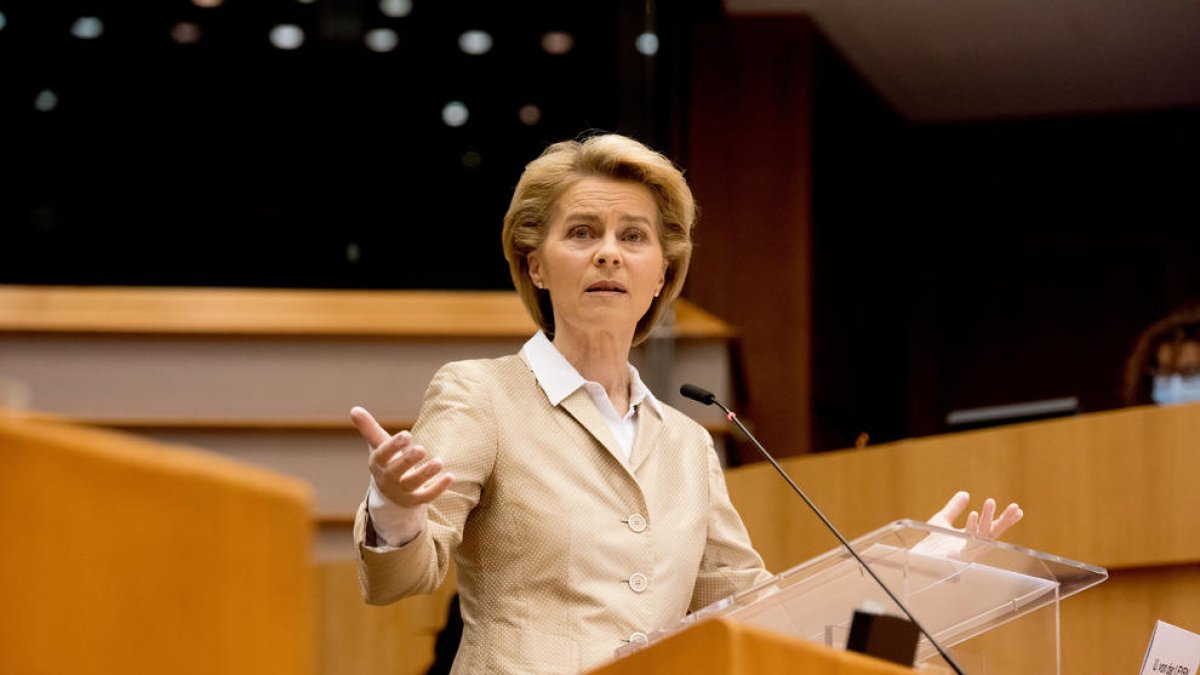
<box><xmin>619</xmin><ymin>520</ymin><xmax>1108</xmax><ymax>674</ymax></box>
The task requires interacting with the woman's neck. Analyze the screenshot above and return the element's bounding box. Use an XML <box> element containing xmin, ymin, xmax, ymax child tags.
<box><xmin>552</xmin><ymin>328</ymin><xmax>633</xmax><ymax>414</ymax></box>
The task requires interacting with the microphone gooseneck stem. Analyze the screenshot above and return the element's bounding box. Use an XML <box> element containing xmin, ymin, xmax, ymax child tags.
<box><xmin>709</xmin><ymin>398</ymin><xmax>966</xmax><ymax>675</ymax></box>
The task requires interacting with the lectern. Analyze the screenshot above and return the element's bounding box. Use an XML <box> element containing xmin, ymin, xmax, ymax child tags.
<box><xmin>608</xmin><ymin>520</ymin><xmax>1107</xmax><ymax>674</ymax></box>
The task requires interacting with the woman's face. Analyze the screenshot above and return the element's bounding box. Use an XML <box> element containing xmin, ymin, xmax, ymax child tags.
<box><xmin>527</xmin><ymin>177</ymin><xmax>666</xmax><ymax>344</ymax></box>
<box><xmin>1152</xmin><ymin>339</ymin><xmax>1200</xmax><ymax>405</ymax></box>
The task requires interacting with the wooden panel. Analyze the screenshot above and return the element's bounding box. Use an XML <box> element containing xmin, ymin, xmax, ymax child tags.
<box><xmin>1060</xmin><ymin>563</ymin><xmax>1200</xmax><ymax>675</ymax></box>
<box><xmin>936</xmin><ymin>573</ymin><xmax>1200</xmax><ymax>675</ymax></box>
<box><xmin>316</xmin><ymin>561</ymin><xmax>458</xmax><ymax>675</ymax></box>
<box><xmin>0</xmin><ymin>334</ymin><xmax>519</xmax><ymax>423</ymax></box>
<box><xmin>725</xmin><ymin>403</ymin><xmax>1200</xmax><ymax>570</ymax></box>
<box><xmin>0</xmin><ymin>286</ymin><xmax>536</xmax><ymax>336</ymax></box>
<box><xmin>589</xmin><ymin>618</ymin><xmax>914</xmax><ymax>675</ymax></box>
<box><xmin>0</xmin><ymin>286</ymin><xmax>731</xmax><ymax>338</ymax></box>
<box><xmin>722</xmin><ymin>403</ymin><xmax>1200</xmax><ymax>675</ymax></box>
<box><xmin>0</xmin><ymin>333</ymin><xmax>733</xmax><ymax>426</ymax></box>
<box><xmin>0</xmin><ymin>413</ymin><xmax>314</xmax><ymax>675</ymax></box>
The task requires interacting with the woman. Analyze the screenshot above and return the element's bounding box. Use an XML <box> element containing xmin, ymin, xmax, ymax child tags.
<box><xmin>1122</xmin><ymin>303</ymin><xmax>1200</xmax><ymax>406</ymax></box>
<box><xmin>351</xmin><ymin>134</ymin><xmax>1021</xmax><ymax>674</ymax></box>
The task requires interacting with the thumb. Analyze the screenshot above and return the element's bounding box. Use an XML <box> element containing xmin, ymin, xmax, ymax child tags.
<box><xmin>350</xmin><ymin>406</ymin><xmax>391</xmax><ymax>448</ymax></box>
<box><xmin>928</xmin><ymin>490</ymin><xmax>971</xmax><ymax>528</ymax></box>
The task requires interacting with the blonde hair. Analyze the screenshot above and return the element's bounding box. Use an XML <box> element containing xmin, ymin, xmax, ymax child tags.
<box><xmin>501</xmin><ymin>134</ymin><xmax>697</xmax><ymax>346</ymax></box>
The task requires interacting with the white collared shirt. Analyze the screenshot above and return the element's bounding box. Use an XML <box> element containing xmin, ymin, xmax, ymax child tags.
<box><xmin>521</xmin><ymin>330</ymin><xmax>661</xmax><ymax>461</ymax></box>
<box><xmin>368</xmin><ymin>332</ymin><xmax>660</xmax><ymax>546</ymax></box>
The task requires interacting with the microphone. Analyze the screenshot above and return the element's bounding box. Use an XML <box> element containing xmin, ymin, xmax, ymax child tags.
<box><xmin>680</xmin><ymin>383</ymin><xmax>966</xmax><ymax>675</ymax></box>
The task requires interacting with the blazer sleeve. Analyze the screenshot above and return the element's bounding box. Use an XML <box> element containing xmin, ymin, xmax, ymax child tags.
<box><xmin>354</xmin><ymin>360</ymin><xmax>498</xmax><ymax>605</ymax></box>
<box><xmin>688</xmin><ymin>432</ymin><xmax>774</xmax><ymax>611</ymax></box>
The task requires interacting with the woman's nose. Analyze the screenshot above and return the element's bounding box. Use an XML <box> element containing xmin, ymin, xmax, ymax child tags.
<box><xmin>593</xmin><ymin>234</ymin><xmax>622</xmax><ymax>266</ymax></box>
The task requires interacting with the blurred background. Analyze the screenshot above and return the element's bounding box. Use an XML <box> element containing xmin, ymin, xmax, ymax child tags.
<box><xmin>3</xmin><ymin>0</ymin><xmax>1200</xmax><ymax>458</ymax></box>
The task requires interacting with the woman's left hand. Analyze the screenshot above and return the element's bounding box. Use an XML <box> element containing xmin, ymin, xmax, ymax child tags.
<box><xmin>927</xmin><ymin>491</ymin><xmax>1023</xmax><ymax>541</ymax></box>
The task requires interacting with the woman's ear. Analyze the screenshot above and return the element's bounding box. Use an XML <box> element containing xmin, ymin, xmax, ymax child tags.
<box><xmin>528</xmin><ymin>253</ymin><xmax>544</xmax><ymax>289</ymax></box>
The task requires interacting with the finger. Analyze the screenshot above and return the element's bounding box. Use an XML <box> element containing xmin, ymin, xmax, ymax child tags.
<box><xmin>978</xmin><ymin>498</ymin><xmax>997</xmax><ymax>537</ymax></box>
<box><xmin>395</xmin><ymin>456</ymin><xmax>445</xmax><ymax>492</ymax></box>
<box><xmin>371</xmin><ymin>452</ymin><xmax>444</xmax><ymax>509</ymax></box>
<box><xmin>409</xmin><ymin>473</ymin><xmax>456</xmax><ymax>505</ymax></box>
<box><xmin>369</xmin><ymin>431</ymin><xmax>414</xmax><ymax>464</ymax></box>
<box><xmin>350</xmin><ymin>406</ymin><xmax>391</xmax><ymax>448</ymax></box>
<box><xmin>965</xmin><ymin>510</ymin><xmax>980</xmax><ymax>536</ymax></box>
<box><xmin>990</xmin><ymin>503</ymin><xmax>1024</xmax><ymax>538</ymax></box>
<box><xmin>370</xmin><ymin>435</ymin><xmax>419</xmax><ymax>474</ymax></box>
<box><xmin>929</xmin><ymin>490</ymin><xmax>971</xmax><ymax>527</ymax></box>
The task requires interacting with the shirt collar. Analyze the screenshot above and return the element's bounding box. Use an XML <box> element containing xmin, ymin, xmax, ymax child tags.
<box><xmin>522</xmin><ymin>331</ymin><xmax>662</xmax><ymax>416</ymax></box>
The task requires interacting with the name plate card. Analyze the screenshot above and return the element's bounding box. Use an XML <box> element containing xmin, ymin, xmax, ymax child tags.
<box><xmin>1141</xmin><ymin>621</ymin><xmax>1200</xmax><ymax>675</ymax></box>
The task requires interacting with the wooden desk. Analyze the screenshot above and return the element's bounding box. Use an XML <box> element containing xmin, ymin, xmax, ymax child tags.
<box><xmin>589</xmin><ymin>619</ymin><xmax>915</xmax><ymax>675</ymax></box>
<box><xmin>0</xmin><ymin>411</ymin><xmax>313</xmax><ymax>675</ymax></box>
<box><xmin>723</xmin><ymin>403</ymin><xmax>1200</xmax><ymax>674</ymax></box>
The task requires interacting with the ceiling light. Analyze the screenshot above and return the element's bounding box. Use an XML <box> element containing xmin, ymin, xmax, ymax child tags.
<box><xmin>379</xmin><ymin>0</ymin><xmax>413</xmax><ymax>18</ymax></box>
<box><xmin>518</xmin><ymin>104</ymin><xmax>542</xmax><ymax>126</ymax></box>
<box><xmin>269</xmin><ymin>24</ymin><xmax>305</xmax><ymax>50</ymax></box>
<box><xmin>170</xmin><ymin>22</ymin><xmax>202</xmax><ymax>44</ymax></box>
<box><xmin>71</xmin><ymin>17</ymin><xmax>104</xmax><ymax>40</ymax></box>
<box><xmin>541</xmin><ymin>31</ymin><xmax>573</xmax><ymax>55</ymax></box>
<box><xmin>635</xmin><ymin>32</ymin><xmax>658</xmax><ymax>56</ymax></box>
<box><xmin>364</xmin><ymin>28</ymin><xmax>398</xmax><ymax>52</ymax></box>
<box><xmin>34</xmin><ymin>90</ymin><xmax>59</xmax><ymax>112</ymax></box>
<box><xmin>459</xmin><ymin>30</ymin><xmax>492</xmax><ymax>56</ymax></box>
<box><xmin>442</xmin><ymin>101</ymin><xmax>469</xmax><ymax>127</ymax></box>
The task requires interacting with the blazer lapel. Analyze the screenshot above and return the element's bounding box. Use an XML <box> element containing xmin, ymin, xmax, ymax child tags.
<box><xmin>558</xmin><ymin>388</ymin><xmax>627</xmax><ymax>468</ymax></box>
<box><xmin>628</xmin><ymin>404</ymin><xmax>663</xmax><ymax>473</ymax></box>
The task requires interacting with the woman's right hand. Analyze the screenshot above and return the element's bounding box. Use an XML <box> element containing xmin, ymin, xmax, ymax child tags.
<box><xmin>351</xmin><ymin>406</ymin><xmax>455</xmax><ymax>508</ymax></box>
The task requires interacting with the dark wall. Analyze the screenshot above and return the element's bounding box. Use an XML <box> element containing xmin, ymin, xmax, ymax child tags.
<box><xmin>809</xmin><ymin>32</ymin><xmax>911</xmax><ymax>452</ymax></box>
<box><xmin>810</xmin><ymin>32</ymin><xmax>1200</xmax><ymax>450</ymax></box>
<box><xmin>686</xmin><ymin>16</ymin><xmax>816</xmax><ymax>462</ymax></box>
<box><xmin>3</xmin><ymin>1</ymin><xmax>692</xmax><ymax>289</ymax></box>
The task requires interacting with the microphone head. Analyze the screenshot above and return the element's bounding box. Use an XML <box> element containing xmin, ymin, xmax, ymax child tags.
<box><xmin>680</xmin><ymin>383</ymin><xmax>717</xmax><ymax>406</ymax></box>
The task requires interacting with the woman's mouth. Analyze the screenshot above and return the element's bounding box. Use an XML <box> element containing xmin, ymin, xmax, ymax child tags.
<box><xmin>586</xmin><ymin>281</ymin><xmax>627</xmax><ymax>294</ymax></box>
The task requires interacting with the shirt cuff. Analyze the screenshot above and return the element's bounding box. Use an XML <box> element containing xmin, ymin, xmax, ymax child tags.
<box><xmin>367</xmin><ymin>477</ymin><xmax>427</xmax><ymax>547</ymax></box>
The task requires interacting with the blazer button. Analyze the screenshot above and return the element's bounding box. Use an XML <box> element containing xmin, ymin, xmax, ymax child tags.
<box><xmin>628</xmin><ymin>573</ymin><xmax>648</xmax><ymax>593</ymax></box>
<box><xmin>626</xmin><ymin>514</ymin><xmax>647</xmax><ymax>533</ymax></box>
<box><xmin>628</xmin><ymin>631</ymin><xmax>648</xmax><ymax>644</ymax></box>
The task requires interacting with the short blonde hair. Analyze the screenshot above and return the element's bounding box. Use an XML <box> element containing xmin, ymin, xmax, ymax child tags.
<box><xmin>501</xmin><ymin>133</ymin><xmax>697</xmax><ymax>346</ymax></box>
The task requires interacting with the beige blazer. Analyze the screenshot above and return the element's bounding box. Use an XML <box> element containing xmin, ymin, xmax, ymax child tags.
<box><xmin>354</xmin><ymin>352</ymin><xmax>771</xmax><ymax>674</ymax></box>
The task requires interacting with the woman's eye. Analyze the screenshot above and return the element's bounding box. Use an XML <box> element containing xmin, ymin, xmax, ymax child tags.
<box><xmin>623</xmin><ymin>229</ymin><xmax>647</xmax><ymax>242</ymax></box>
<box><xmin>568</xmin><ymin>226</ymin><xmax>591</xmax><ymax>239</ymax></box>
